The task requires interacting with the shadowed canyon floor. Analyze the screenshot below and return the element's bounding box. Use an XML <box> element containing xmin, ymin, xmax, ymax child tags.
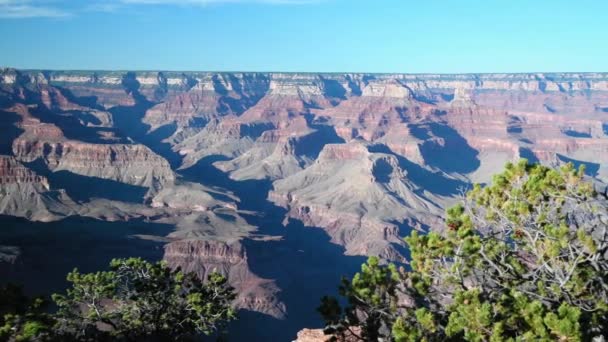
<box><xmin>181</xmin><ymin>157</ymin><xmax>366</xmax><ymax>340</ymax></box>
<box><xmin>1</xmin><ymin>69</ymin><xmax>608</xmax><ymax>340</ymax></box>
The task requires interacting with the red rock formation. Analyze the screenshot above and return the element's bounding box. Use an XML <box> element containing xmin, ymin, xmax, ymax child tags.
<box><xmin>3</xmin><ymin>68</ymin><xmax>608</xmax><ymax>336</ymax></box>
<box><xmin>0</xmin><ymin>156</ymin><xmax>48</xmax><ymax>188</ymax></box>
<box><xmin>4</xmin><ymin>100</ymin><xmax>174</xmax><ymax>190</ymax></box>
<box><xmin>0</xmin><ymin>156</ymin><xmax>76</xmax><ymax>221</ymax></box>
<box><xmin>269</xmin><ymin>142</ymin><xmax>444</xmax><ymax>261</ymax></box>
<box><xmin>163</xmin><ymin>239</ymin><xmax>285</xmax><ymax>318</ymax></box>
<box><xmin>143</xmin><ymin>73</ymin><xmax>270</xmax><ymax>131</ymax></box>
<box><xmin>13</xmin><ymin>139</ymin><xmax>174</xmax><ymax>188</ymax></box>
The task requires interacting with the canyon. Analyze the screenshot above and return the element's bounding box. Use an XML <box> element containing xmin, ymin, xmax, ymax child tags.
<box><xmin>1</xmin><ymin>68</ymin><xmax>608</xmax><ymax>340</ymax></box>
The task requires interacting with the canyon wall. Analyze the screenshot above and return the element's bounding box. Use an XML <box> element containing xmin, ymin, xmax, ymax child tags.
<box><xmin>1</xmin><ymin>68</ymin><xmax>608</xmax><ymax>340</ymax></box>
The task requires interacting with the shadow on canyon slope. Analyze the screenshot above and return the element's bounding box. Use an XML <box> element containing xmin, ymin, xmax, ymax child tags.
<box><xmin>54</xmin><ymin>85</ymin><xmax>106</xmax><ymax>111</ymax></box>
<box><xmin>518</xmin><ymin>147</ymin><xmax>540</xmax><ymax>163</ymax></box>
<box><xmin>0</xmin><ymin>216</ymin><xmax>172</xmax><ymax>296</ymax></box>
<box><xmin>298</xmin><ymin>114</ymin><xmax>346</xmax><ymax>160</ymax></box>
<box><xmin>368</xmin><ymin>143</ymin><xmax>469</xmax><ymax>197</ymax></box>
<box><xmin>215</xmin><ymin>73</ymin><xmax>271</xmax><ymax>116</ymax></box>
<box><xmin>563</xmin><ymin>129</ymin><xmax>592</xmax><ymax>138</ymax></box>
<box><xmin>414</xmin><ymin>122</ymin><xmax>480</xmax><ymax>174</ymax></box>
<box><xmin>107</xmin><ymin>72</ymin><xmax>183</xmax><ymax>169</ymax></box>
<box><xmin>372</xmin><ymin>157</ymin><xmax>394</xmax><ymax>183</ymax></box>
<box><xmin>28</xmin><ymin>103</ymin><xmax>131</xmax><ymax>145</ymax></box>
<box><xmin>0</xmin><ymin>110</ymin><xmax>24</xmax><ymax>154</ymax></box>
<box><xmin>107</xmin><ymin>73</ymin><xmax>154</xmax><ymax>138</ymax></box>
<box><xmin>26</xmin><ymin>159</ymin><xmax>148</xmax><ymax>203</ymax></box>
<box><xmin>320</xmin><ymin>78</ymin><xmax>347</xmax><ymax>106</ymax></box>
<box><xmin>181</xmin><ymin>156</ymin><xmax>366</xmax><ymax>341</ymax></box>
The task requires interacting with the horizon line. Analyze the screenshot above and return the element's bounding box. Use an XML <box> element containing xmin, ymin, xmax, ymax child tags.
<box><xmin>4</xmin><ymin>67</ymin><xmax>608</xmax><ymax>76</ymax></box>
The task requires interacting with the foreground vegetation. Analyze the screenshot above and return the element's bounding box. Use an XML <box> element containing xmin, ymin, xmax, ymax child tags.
<box><xmin>1</xmin><ymin>259</ymin><xmax>236</xmax><ymax>341</ymax></box>
<box><xmin>319</xmin><ymin>160</ymin><xmax>608</xmax><ymax>341</ymax></box>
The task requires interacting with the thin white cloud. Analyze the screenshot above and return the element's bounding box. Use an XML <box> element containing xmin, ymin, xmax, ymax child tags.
<box><xmin>0</xmin><ymin>0</ymin><xmax>70</xmax><ymax>18</ymax></box>
<box><xmin>0</xmin><ymin>0</ymin><xmax>320</xmax><ymax>19</ymax></box>
<box><xmin>84</xmin><ymin>2</ymin><xmax>122</xmax><ymax>13</ymax></box>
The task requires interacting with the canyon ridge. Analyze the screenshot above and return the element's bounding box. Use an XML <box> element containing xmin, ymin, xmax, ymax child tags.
<box><xmin>1</xmin><ymin>68</ymin><xmax>608</xmax><ymax>340</ymax></box>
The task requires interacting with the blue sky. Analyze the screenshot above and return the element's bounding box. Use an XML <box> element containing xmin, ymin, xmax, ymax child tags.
<box><xmin>0</xmin><ymin>0</ymin><xmax>606</xmax><ymax>73</ymax></box>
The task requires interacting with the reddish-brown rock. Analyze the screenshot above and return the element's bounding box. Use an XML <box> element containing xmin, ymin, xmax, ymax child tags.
<box><xmin>0</xmin><ymin>155</ymin><xmax>49</xmax><ymax>188</ymax></box>
<box><xmin>3</xmin><ymin>68</ymin><xmax>608</xmax><ymax>339</ymax></box>
<box><xmin>0</xmin><ymin>156</ymin><xmax>76</xmax><ymax>221</ymax></box>
<box><xmin>163</xmin><ymin>239</ymin><xmax>285</xmax><ymax>318</ymax></box>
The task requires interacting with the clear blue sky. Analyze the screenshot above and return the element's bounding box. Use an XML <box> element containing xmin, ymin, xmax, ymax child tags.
<box><xmin>0</xmin><ymin>0</ymin><xmax>606</xmax><ymax>73</ymax></box>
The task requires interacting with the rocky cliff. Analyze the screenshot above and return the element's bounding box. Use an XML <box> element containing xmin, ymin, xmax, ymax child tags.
<box><xmin>269</xmin><ymin>142</ymin><xmax>444</xmax><ymax>261</ymax></box>
<box><xmin>0</xmin><ymin>155</ymin><xmax>77</xmax><ymax>221</ymax></box>
<box><xmin>2</xmin><ymin>68</ymin><xmax>608</xmax><ymax>341</ymax></box>
<box><xmin>163</xmin><ymin>239</ymin><xmax>285</xmax><ymax>318</ymax></box>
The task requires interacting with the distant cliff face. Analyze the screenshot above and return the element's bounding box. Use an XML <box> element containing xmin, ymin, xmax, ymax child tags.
<box><xmin>1</xmin><ymin>68</ymin><xmax>608</xmax><ymax>341</ymax></box>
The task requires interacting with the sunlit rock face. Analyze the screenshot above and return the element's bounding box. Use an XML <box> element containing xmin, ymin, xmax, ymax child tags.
<box><xmin>0</xmin><ymin>155</ymin><xmax>77</xmax><ymax>221</ymax></box>
<box><xmin>2</xmin><ymin>68</ymin><xmax>608</xmax><ymax>341</ymax></box>
<box><xmin>3</xmin><ymin>68</ymin><xmax>608</xmax><ymax>255</ymax></box>
<box><xmin>268</xmin><ymin>141</ymin><xmax>444</xmax><ymax>261</ymax></box>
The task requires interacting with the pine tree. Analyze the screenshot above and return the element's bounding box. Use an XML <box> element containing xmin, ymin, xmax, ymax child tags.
<box><xmin>2</xmin><ymin>258</ymin><xmax>237</xmax><ymax>341</ymax></box>
<box><xmin>0</xmin><ymin>284</ymin><xmax>53</xmax><ymax>342</ymax></box>
<box><xmin>52</xmin><ymin>258</ymin><xmax>237</xmax><ymax>341</ymax></box>
<box><xmin>320</xmin><ymin>160</ymin><xmax>608</xmax><ymax>341</ymax></box>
